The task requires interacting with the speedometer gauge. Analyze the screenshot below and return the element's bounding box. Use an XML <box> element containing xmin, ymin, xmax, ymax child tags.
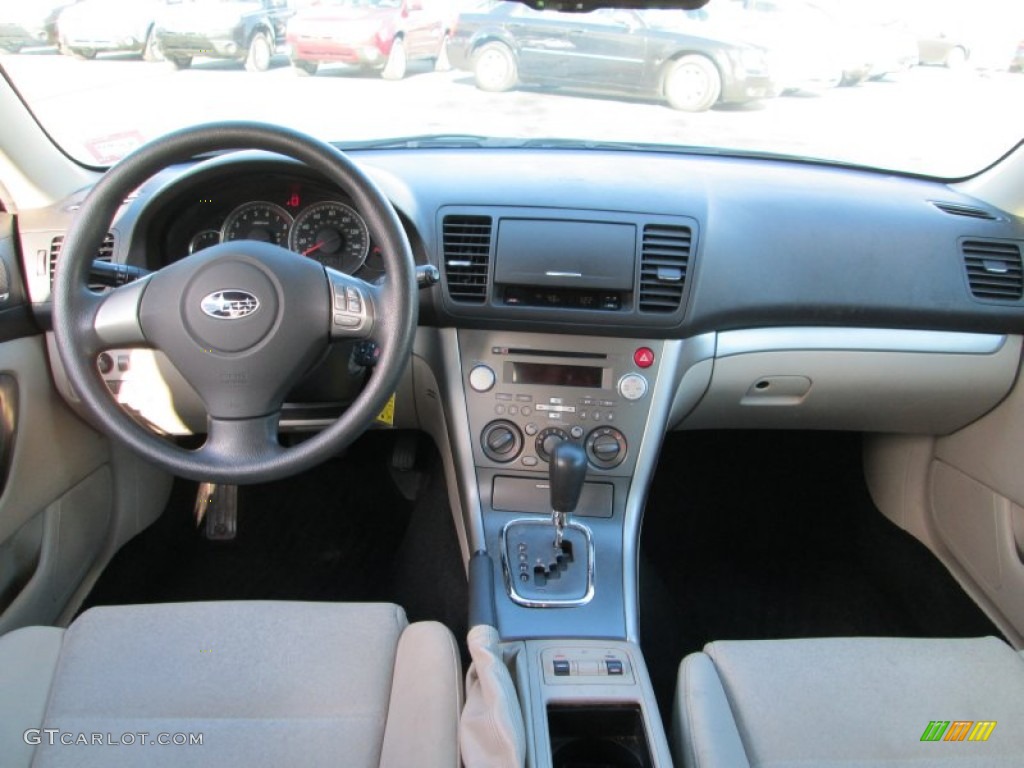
<box><xmin>288</xmin><ymin>201</ymin><xmax>370</xmax><ymax>273</ymax></box>
<box><xmin>221</xmin><ymin>202</ymin><xmax>293</xmax><ymax>247</ymax></box>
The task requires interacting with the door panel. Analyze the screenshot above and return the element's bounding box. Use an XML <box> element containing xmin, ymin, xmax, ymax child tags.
<box><xmin>0</xmin><ymin>213</ymin><xmax>113</xmax><ymax>632</ymax></box>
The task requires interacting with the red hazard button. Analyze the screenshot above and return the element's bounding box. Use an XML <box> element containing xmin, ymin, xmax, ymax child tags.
<box><xmin>634</xmin><ymin>347</ymin><xmax>655</xmax><ymax>368</ymax></box>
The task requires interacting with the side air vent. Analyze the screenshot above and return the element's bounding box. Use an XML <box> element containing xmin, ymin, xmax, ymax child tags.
<box><xmin>638</xmin><ymin>224</ymin><xmax>691</xmax><ymax>312</ymax></box>
<box><xmin>442</xmin><ymin>215</ymin><xmax>492</xmax><ymax>304</ymax></box>
<box><xmin>50</xmin><ymin>232</ymin><xmax>115</xmax><ymax>289</ymax></box>
<box><xmin>932</xmin><ymin>201</ymin><xmax>998</xmax><ymax>220</ymax></box>
<box><xmin>963</xmin><ymin>240</ymin><xmax>1023</xmax><ymax>301</ymax></box>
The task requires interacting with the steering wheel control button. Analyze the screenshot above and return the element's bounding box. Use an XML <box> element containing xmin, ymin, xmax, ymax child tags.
<box><xmin>481</xmin><ymin>420</ymin><xmax>523</xmax><ymax>463</ymax></box>
<box><xmin>634</xmin><ymin>347</ymin><xmax>655</xmax><ymax>368</ymax></box>
<box><xmin>468</xmin><ymin>364</ymin><xmax>496</xmax><ymax>392</ymax></box>
<box><xmin>586</xmin><ymin>427</ymin><xmax>627</xmax><ymax>469</ymax></box>
<box><xmin>618</xmin><ymin>373</ymin><xmax>648</xmax><ymax>401</ymax></box>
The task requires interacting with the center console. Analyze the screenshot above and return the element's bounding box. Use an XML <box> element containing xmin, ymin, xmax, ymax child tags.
<box><xmin>436</xmin><ymin>328</ymin><xmax>695</xmax><ymax>768</ymax></box>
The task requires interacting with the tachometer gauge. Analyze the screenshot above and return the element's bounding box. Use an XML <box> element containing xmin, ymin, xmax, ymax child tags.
<box><xmin>288</xmin><ymin>201</ymin><xmax>369</xmax><ymax>273</ymax></box>
<box><xmin>188</xmin><ymin>229</ymin><xmax>221</xmax><ymax>254</ymax></box>
<box><xmin>221</xmin><ymin>202</ymin><xmax>293</xmax><ymax>246</ymax></box>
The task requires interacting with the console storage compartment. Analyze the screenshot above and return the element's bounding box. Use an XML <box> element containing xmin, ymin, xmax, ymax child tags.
<box><xmin>515</xmin><ymin>639</ymin><xmax>672</xmax><ymax>767</ymax></box>
<box><xmin>549</xmin><ymin>705</ymin><xmax>652</xmax><ymax>768</ymax></box>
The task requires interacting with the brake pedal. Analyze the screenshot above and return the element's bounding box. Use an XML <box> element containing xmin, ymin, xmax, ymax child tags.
<box><xmin>195</xmin><ymin>482</ymin><xmax>238</xmax><ymax>541</ymax></box>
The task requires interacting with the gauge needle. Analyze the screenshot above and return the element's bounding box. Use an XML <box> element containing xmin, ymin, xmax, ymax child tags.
<box><xmin>302</xmin><ymin>242</ymin><xmax>323</xmax><ymax>256</ymax></box>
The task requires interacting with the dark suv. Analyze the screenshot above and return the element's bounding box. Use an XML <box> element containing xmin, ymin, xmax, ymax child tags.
<box><xmin>154</xmin><ymin>0</ymin><xmax>294</xmax><ymax>71</ymax></box>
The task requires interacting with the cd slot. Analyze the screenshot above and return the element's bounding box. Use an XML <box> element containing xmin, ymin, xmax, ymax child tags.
<box><xmin>499</xmin><ymin>348</ymin><xmax>607</xmax><ymax>360</ymax></box>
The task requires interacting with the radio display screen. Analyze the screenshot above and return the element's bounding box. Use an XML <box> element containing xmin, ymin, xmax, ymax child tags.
<box><xmin>509</xmin><ymin>362</ymin><xmax>603</xmax><ymax>388</ymax></box>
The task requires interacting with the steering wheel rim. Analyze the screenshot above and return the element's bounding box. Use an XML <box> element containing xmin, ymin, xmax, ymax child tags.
<box><xmin>52</xmin><ymin>122</ymin><xmax>418</xmax><ymax>484</ymax></box>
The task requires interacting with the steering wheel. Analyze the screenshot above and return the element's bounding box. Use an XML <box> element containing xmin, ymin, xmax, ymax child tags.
<box><xmin>52</xmin><ymin>122</ymin><xmax>417</xmax><ymax>484</ymax></box>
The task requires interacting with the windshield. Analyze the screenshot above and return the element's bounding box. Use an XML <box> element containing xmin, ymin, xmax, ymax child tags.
<box><xmin>1</xmin><ymin>0</ymin><xmax>1022</xmax><ymax>177</ymax></box>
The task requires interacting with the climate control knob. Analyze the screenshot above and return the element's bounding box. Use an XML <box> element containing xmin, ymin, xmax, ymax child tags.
<box><xmin>586</xmin><ymin>427</ymin><xmax>627</xmax><ymax>469</ymax></box>
<box><xmin>535</xmin><ymin>427</ymin><xmax>570</xmax><ymax>463</ymax></box>
<box><xmin>480</xmin><ymin>420</ymin><xmax>523</xmax><ymax>463</ymax></box>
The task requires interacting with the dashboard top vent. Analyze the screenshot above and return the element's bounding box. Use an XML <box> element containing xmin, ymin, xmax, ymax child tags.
<box><xmin>50</xmin><ymin>233</ymin><xmax>115</xmax><ymax>291</ymax></box>
<box><xmin>638</xmin><ymin>224</ymin><xmax>691</xmax><ymax>313</ymax></box>
<box><xmin>932</xmin><ymin>201</ymin><xmax>998</xmax><ymax>220</ymax></box>
<box><xmin>442</xmin><ymin>215</ymin><xmax>492</xmax><ymax>304</ymax></box>
<box><xmin>963</xmin><ymin>240</ymin><xmax>1023</xmax><ymax>301</ymax></box>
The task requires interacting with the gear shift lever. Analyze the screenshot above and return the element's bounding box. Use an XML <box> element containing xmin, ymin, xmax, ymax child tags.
<box><xmin>550</xmin><ymin>441</ymin><xmax>587</xmax><ymax>547</ymax></box>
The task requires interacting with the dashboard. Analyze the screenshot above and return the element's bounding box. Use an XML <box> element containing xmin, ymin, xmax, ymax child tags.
<box><xmin>13</xmin><ymin>146</ymin><xmax>1024</xmax><ymax>441</ymax></box>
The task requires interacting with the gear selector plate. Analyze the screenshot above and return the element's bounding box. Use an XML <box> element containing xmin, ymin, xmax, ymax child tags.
<box><xmin>501</xmin><ymin>518</ymin><xmax>594</xmax><ymax>607</ymax></box>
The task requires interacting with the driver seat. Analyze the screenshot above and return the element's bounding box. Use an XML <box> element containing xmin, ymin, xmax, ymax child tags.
<box><xmin>0</xmin><ymin>601</ymin><xmax>462</xmax><ymax>768</ymax></box>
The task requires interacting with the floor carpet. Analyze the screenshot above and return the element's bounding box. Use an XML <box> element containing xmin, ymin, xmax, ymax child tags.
<box><xmin>80</xmin><ymin>431</ymin><xmax>468</xmax><ymax>656</ymax></box>
<box><xmin>639</xmin><ymin>430</ymin><xmax>1003</xmax><ymax>723</ymax></box>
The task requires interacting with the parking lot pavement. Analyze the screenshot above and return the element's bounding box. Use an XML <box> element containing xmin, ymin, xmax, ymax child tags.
<box><xmin>2</xmin><ymin>48</ymin><xmax>1023</xmax><ymax>177</ymax></box>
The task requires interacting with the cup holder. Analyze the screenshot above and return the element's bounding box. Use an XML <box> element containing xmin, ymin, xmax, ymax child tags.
<box><xmin>548</xmin><ymin>705</ymin><xmax>652</xmax><ymax>768</ymax></box>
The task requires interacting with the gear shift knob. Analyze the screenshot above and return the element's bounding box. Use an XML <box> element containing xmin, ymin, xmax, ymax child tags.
<box><xmin>550</xmin><ymin>441</ymin><xmax>587</xmax><ymax>546</ymax></box>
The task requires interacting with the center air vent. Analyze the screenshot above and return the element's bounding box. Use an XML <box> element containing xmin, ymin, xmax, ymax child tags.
<box><xmin>962</xmin><ymin>240</ymin><xmax>1023</xmax><ymax>301</ymax></box>
<box><xmin>442</xmin><ymin>215</ymin><xmax>492</xmax><ymax>304</ymax></box>
<box><xmin>50</xmin><ymin>233</ymin><xmax>115</xmax><ymax>289</ymax></box>
<box><xmin>638</xmin><ymin>224</ymin><xmax>691</xmax><ymax>313</ymax></box>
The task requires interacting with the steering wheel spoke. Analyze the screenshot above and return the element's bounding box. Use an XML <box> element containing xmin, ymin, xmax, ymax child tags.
<box><xmin>93</xmin><ymin>276</ymin><xmax>152</xmax><ymax>349</ymax></box>
<box><xmin>197</xmin><ymin>413</ymin><xmax>284</xmax><ymax>468</ymax></box>
<box><xmin>326</xmin><ymin>267</ymin><xmax>380</xmax><ymax>342</ymax></box>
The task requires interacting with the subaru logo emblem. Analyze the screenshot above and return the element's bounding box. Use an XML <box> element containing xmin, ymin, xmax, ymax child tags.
<box><xmin>200</xmin><ymin>290</ymin><xmax>260</xmax><ymax>320</ymax></box>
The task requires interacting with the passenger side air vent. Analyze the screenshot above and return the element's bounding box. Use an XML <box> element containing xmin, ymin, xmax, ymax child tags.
<box><xmin>50</xmin><ymin>232</ymin><xmax>116</xmax><ymax>290</ymax></box>
<box><xmin>931</xmin><ymin>201</ymin><xmax>998</xmax><ymax>220</ymax></box>
<box><xmin>442</xmin><ymin>215</ymin><xmax>492</xmax><ymax>304</ymax></box>
<box><xmin>963</xmin><ymin>240</ymin><xmax>1023</xmax><ymax>301</ymax></box>
<box><xmin>638</xmin><ymin>224</ymin><xmax>691</xmax><ymax>313</ymax></box>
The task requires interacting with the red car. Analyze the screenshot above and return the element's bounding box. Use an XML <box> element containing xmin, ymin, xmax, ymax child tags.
<box><xmin>287</xmin><ymin>0</ymin><xmax>450</xmax><ymax>79</ymax></box>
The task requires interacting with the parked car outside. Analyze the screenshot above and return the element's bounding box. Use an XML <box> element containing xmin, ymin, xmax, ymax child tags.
<box><xmin>56</xmin><ymin>0</ymin><xmax>164</xmax><ymax>60</ymax></box>
<box><xmin>287</xmin><ymin>0</ymin><xmax>449</xmax><ymax>79</ymax></box>
<box><xmin>449</xmin><ymin>1</ymin><xmax>776</xmax><ymax>112</ymax></box>
<box><xmin>0</xmin><ymin>1</ymin><xmax>75</xmax><ymax>52</ymax></box>
<box><xmin>672</xmin><ymin>1</ymin><xmax>844</xmax><ymax>93</ymax></box>
<box><xmin>1012</xmin><ymin>39</ymin><xmax>1023</xmax><ymax>72</ymax></box>
<box><xmin>154</xmin><ymin>0</ymin><xmax>294</xmax><ymax>71</ymax></box>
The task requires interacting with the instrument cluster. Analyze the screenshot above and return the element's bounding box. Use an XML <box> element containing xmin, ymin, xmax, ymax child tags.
<box><xmin>165</xmin><ymin>176</ymin><xmax>384</xmax><ymax>279</ymax></box>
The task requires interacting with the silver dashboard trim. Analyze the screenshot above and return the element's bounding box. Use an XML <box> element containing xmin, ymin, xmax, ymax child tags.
<box><xmin>622</xmin><ymin>336</ymin><xmax>692</xmax><ymax>644</ymax></box>
<box><xmin>716</xmin><ymin>328</ymin><xmax>1007</xmax><ymax>358</ymax></box>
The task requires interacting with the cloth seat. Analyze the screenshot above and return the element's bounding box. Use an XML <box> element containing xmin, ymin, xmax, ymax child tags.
<box><xmin>0</xmin><ymin>601</ymin><xmax>462</xmax><ymax>768</ymax></box>
<box><xmin>674</xmin><ymin>636</ymin><xmax>1024</xmax><ymax>768</ymax></box>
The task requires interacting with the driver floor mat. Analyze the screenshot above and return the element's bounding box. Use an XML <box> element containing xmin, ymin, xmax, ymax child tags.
<box><xmin>639</xmin><ymin>430</ymin><xmax>1004</xmax><ymax>726</ymax></box>
<box><xmin>78</xmin><ymin>431</ymin><xmax>468</xmax><ymax>651</ymax></box>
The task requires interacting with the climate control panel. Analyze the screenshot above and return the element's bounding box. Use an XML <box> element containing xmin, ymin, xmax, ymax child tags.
<box><xmin>460</xmin><ymin>330</ymin><xmax>662</xmax><ymax>476</ymax></box>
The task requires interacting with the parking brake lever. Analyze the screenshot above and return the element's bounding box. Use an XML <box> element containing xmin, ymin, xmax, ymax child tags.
<box><xmin>550</xmin><ymin>441</ymin><xmax>587</xmax><ymax>548</ymax></box>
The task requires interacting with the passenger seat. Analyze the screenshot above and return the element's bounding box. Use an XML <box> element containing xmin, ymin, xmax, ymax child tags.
<box><xmin>674</xmin><ymin>636</ymin><xmax>1024</xmax><ymax>767</ymax></box>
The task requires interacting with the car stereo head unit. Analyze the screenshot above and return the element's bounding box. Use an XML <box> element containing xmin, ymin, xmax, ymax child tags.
<box><xmin>459</xmin><ymin>331</ymin><xmax>661</xmax><ymax>477</ymax></box>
